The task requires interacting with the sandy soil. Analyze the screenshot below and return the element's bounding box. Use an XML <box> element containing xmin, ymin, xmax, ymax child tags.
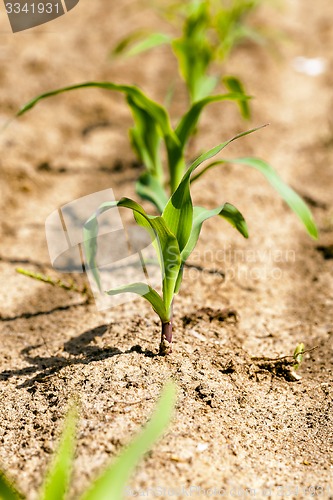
<box><xmin>0</xmin><ymin>0</ymin><xmax>333</xmax><ymax>498</ymax></box>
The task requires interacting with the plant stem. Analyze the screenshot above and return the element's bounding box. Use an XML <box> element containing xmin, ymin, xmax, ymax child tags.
<box><xmin>159</xmin><ymin>319</ymin><xmax>173</xmax><ymax>355</ymax></box>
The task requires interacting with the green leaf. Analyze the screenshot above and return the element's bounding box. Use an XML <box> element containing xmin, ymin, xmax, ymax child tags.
<box><xmin>175</xmin><ymin>92</ymin><xmax>251</xmax><ymax>148</ymax></box>
<box><xmin>105</xmin><ymin>282</ymin><xmax>169</xmax><ymax>323</ymax></box>
<box><xmin>181</xmin><ymin>203</ymin><xmax>248</xmax><ymax>264</ymax></box>
<box><xmin>81</xmin><ymin>381</ymin><xmax>176</xmax><ymax>500</ymax></box>
<box><xmin>293</xmin><ymin>342</ymin><xmax>305</xmax><ymax>370</ymax></box>
<box><xmin>171</xmin><ymin>38</ymin><xmax>213</xmax><ymax>103</ymax></box>
<box><xmin>171</xmin><ymin>1</ymin><xmax>214</xmax><ymax>103</ymax></box>
<box><xmin>127</xmin><ymin>96</ymin><xmax>164</xmax><ymax>181</ymax></box>
<box><xmin>111</xmin><ymin>30</ymin><xmax>149</xmax><ymax>57</ymax></box>
<box><xmin>231</xmin><ymin>157</ymin><xmax>318</xmax><ymax>238</ymax></box>
<box><xmin>136</xmin><ymin>172</ymin><xmax>168</xmax><ymax>213</ymax></box>
<box><xmin>18</xmin><ymin>81</ymin><xmax>174</xmax><ymax>135</ymax></box>
<box><xmin>193</xmin><ymin>157</ymin><xmax>317</xmax><ymax>239</ymax></box>
<box><xmin>0</xmin><ymin>471</ymin><xmax>22</xmax><ymax>500</ymax></box>
<box><xmin>17</xmin><ymin>81</ymin><xmax>184</xmax><ymax>199</ymax></box>
<box><xmin>117</xmin><ymin>32</ymin><xmax>172</xmax><ymax>58</ymax></box>
<box><xmin>223</xmin><ymin>76</ymin><xmax>251</xmax><ymax>119</ymax></box>
<box><xmin>40</xmin><ymin>403</ymin><xmax>78</xmax><ymax>500</ymax></box>
<box><xmin>162</xmin><ymin>173</ymin><xmax>193</xmax><ymax>254</ymax></box>
<box><xmin>163</xmin><ymin>127</ymin><xmax>263</xmax><ymax>258</ymax></box>
<box><xmin>83</xmin><ymin>197</ymin><xmax>181</xmax><ymax>316</ymax></box>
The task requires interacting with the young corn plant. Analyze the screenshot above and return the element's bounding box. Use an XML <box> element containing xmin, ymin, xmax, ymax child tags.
<box><xmin>17</xmin><ymin>81</ymin><xmax>250</xmax><ymax>213</ymax></box>
<box><xmin>113</xmin><ymin>0</ymin><xmax>268</xmax><ymax>105</ymax></box>
<box><xmin>82</xmin><ymin>128</ymin><xmax>317</xmax><ymax>355</ymax></box>
<box><xmin>0</xmin><ymin>381</ymin><xmax>176</xmax><ymax>500</ymax></box>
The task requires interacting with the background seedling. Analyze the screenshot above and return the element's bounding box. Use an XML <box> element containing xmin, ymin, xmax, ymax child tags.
<box><xmin>250</xmin><ymin>343</ymin><xmax>314</xmax><ymax>381</ymax></box>
<box><xmin>0</xmin><ymin>381</ymin><xmax>176</xmax><ymax>500</ymax></box>
<box><xmin>113</xmin><ymin>0</ymin><xmax>271</xmax><ymax>106</ymax></box>
<box><xmin>293</xmin><ymin>342</ymin><xmax>305</xmax><ymax>371</ymax></box>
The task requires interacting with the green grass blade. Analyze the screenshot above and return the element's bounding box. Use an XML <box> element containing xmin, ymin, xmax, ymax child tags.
<box><xmin>230</xmin><ymin>157</ymin><xmax>318</xmax><ymax>238</ymax></box>
<box><xmin>194</xmin><ymin>157</ymin><xmax>317</xmax><ymax>239</ymax></box>
<box><xmin>83</xmin><ymin>197</ymin><xmax>181</xmax><ymax>316</ymax></box>
<box><xmin>111</xmin><ymin>30</ymin><xmax>149</xmax><ymax>57</ymax></box>
<box><xmin>81</xmin><ymin>381</ymin><xmax>176</xmax><ymax>500</ymax></box>
<box><xmin>0</xmin><ymin>471</ymin><xmax>23</xmax><ymax>500</ymax></box>
<box><xmin>136</xmin><ymin>172</ymin><xmax>169</xmax><ymax>213</ymax></box>
<box><xmin>223</xmin><ymin>76</ymin><xmax>251</xmax><ymax>119</ymax></box>
<box><xmin>181</xmin><ymin>203</ymin><xmax>248</xmax><ymax>264</ymax></box>
<box><xmin>175</xmin><ymin>92</ymin><xmax>251</xmax><ymax>148</ymax></box>
<box><xmin>118</xmin><ymin>32</ymin><xmax>172</xmax><ymax>58</ymax></box>
<box><xmin>105</xmin><ymin>282</ymin><xmax>169</xmax><ymax>323</ymax></box>
<box><xmin>40</xmin><ymin>403</ymin><xmax>78</xmax><ymax>500</ymax></box>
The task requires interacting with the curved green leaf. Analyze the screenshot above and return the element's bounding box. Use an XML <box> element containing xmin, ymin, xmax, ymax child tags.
<box><xmin>234</xmin><ymin>157</ymin><xmax>318</xmax><ymax>238</ymax></box>
<box><xmin>0</xmin><ymin>472</ymin><xmax>22</xmax><ymax>500</ymax></box>
<box><xmin>181</xmin><ymin>203</ymin><xmax>248</xmax><ymax>264</ymax></box>
<box><xmin>175</xmin><ymin>92</ymin><xmax>251</xmax><ymax>148</ymax></box>
<box><xmin>192</xmin><ymin>156</ymin><xmax>318</xmax><ymax>239</ymax></box>
<box><xmin>117</xmin><ymin>32</ymin><xmax>172</xmax><ymax>58</ymax></box>
<box><xmin>83</xmin><ymin>197</ymin><xmax>181</xmax><ymax>315</ymax></box>
<box><xmin>17</xmin><ymin>81</ymin><xmax>174</xmax><ymax>137</ymax></box>
<box><xmin>17</xmin><ymin>81</ymin><xmax>184</xmax><ymax>198</ymax></box>
<box><xmin>40</xmin><ymin>403</ymin><xmax>78</xmax><ymax>500</ymax></box>
<box><xmin>223</xmin><ymin>76</ymin><xmax>250</xmax><ymax>119</ymax></box>
<box><xmin>162</xmin><ymin>127</ymin><xmax>263</xmax><ymax>257</ymax></box>
<box><xmin>105</xmin><ymin>282</ymin><xmax>169</xmax><ymax>323</ymax></box>
<box><xmin>81</xmin><ymin>381</ymin><xmax>176</xmax><ymax>500</ymax></box>
<box><xmin>111</xmin><ymin>29</ymin><xmax>150</xmax><ymax>57</ymax></box>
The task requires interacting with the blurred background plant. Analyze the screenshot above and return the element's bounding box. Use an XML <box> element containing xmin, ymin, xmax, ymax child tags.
<box><xmin>112</xmin><ymin>0</ymin><xmax>279</xmax><ymax>106</ymax></box>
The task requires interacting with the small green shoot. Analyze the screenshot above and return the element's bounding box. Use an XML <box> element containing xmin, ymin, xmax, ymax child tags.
<box><xmin>293</xmin><ymin>342</ymin><xmax>305</xmax><ymax>371</ymax></box>
<box><xmin>0</xmin><ymin>381</ymin><xmax>176</xmax><ymax>500</ymax></box>
<box><xmin>16</xmin><ymin>268</ymin><xmax>91</xmax><ymax>299</ymax></box>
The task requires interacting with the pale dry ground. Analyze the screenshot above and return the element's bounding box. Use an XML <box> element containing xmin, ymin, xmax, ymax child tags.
<box><xmin>0</xmin><ymin>0</ymin><xmax>333</xmax><ymax>499</ymax></box>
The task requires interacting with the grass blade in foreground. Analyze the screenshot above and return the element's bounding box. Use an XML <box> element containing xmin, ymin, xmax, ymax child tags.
<box><xmin>40</xmin><ymin>403</ymin><xmax>78</xmax><ymax>500</ymax></box>
<box><xmin>0</xmin><ymin>472</ymin><xmax>22</xmax><ymax>500</ymax></box>
<box><xmin>81</xmin><ymin>381</ymin><xmax>176</xmax><ymax>500</ymax></box>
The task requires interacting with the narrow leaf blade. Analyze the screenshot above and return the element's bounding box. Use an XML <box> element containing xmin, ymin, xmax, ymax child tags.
<box><xmin>163</xmin><ymin>127</ymin><xmax>264</xmax><ymax>258</ymax></box>
<box><xmin>81</xmin><ymin>381</ymin><xmax>176</xmax><ymax>500</ymax></box>
<box><xmin>175</xmin><ymin>92</ymin><xmax>251</xmax><ymax>148</ymax></box>
<box><xmin>223</xmin><ymin>76</ymin><xmax>251</xmax><ymax>119</ymax></box>
<box><xmin>105</xmin><ymin>282</ymin><xmax>169</xmax><ymax>323</ymax></box>
<box><xmin>0</xmin><ymin>472</ymin><xmax>22</xmax><ymax>500</ymax></box>
<box><xmin>181</xmin><ymin>203</ymin><xmax>248</xmax><ymax>263</ymax></box>
<box><xmin>119</xmin><ymin>32</ymin><xmax>172</xmax><ymax>58</ymax></box>
<box><xmin>228</xmin><ymin>157</ymin><xmax>318</xmax><ymax>238</ymax></box>
<box><xmin>40</xmin><ymin>403</ymin><xmax>78</xmax><ymax>500</ymax></box>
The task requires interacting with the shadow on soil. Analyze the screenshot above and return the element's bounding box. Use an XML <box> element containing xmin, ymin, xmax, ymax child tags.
<box><xmin>0</xmin><ymin>323</ymin><xmax>156</xmax><ymax>389</ymax></box>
